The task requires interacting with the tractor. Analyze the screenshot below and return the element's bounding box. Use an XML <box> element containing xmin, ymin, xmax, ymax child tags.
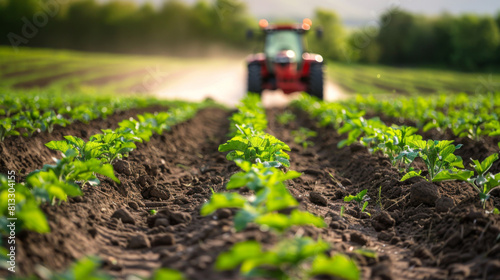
<box><xmin>246</xmin><ymin>19</ymin><xmax>325</xmax><ymax>99</ymax></box>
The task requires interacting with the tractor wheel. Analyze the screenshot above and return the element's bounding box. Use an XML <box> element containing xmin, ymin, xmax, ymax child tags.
<box><xmin>308</xmin><ymin>63</ymin><xmax>324</xmax><ymax>99</ymax></box>
<box><xmin>247</xmin><ymin>63</ymin><xmax>262</xmax><ymax>94</ymax></box>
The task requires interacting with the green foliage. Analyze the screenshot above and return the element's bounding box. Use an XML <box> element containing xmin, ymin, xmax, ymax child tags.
<box><xmin>26</xmin><ymin>149</ymin><xmax>119</xmax><ymax>201</ymax></box>
<box><xmin>357</xmin><ymin>8</ymin><xmax>500</xmax><ymax>70</ymax></box>
<box><xmin>229</xmin><ymin>93</ymin><xmax>267</xmax><ymax>136</ymax></box>
<box><xmin>451</xmin><ymin>14</ymin><xmax>500</xmax><ymax>70</ymax></box>
<box><xmin>452</xmin><ymin>113</ymin><xmax>498</xmax><ymax>141</ymax></box>
<box><xmin>151</xmin><ymin>268</ymin><xmax>186</xmax><ymax>280</ymax></box>
<box><xmin>276</xmin><ymin>111</ymin><xmax>296</xmax><ymax>125</ymax></box>
<box><xmin>0</xmin><ymin>174</ymin><xmax>50</xmax><ymax>234</ymax></box>
<box><xmin>0</xmin><ymin>0</ymin><xmax>255</xmax><ymax>54</ymax></box>
<box><xmin>344</xmin><ymin>189</ymin><xmax>370</xmax><ymax>216</ymax></box>
<box><xmin>203</xmin><ymin>94</ymin><xmax>357</xmax><ymax>279</ymax></box>
<box><xmin>291</xmin><ymin>127</ymin><xmax>317</xmax><ymax>150</ymax></box>
<box><xmin>54</xmin><ymin>256</ymin><xmax>111</xmax><ymax>280</ymax></box>
<box><xmin>217</xmin><ymin>237</ymin><xmax>358</xmax><ymax>280</ymax></box>
<box><xmin>467</xmin><ymin>153</ymin><xmax>500</xmax><ymax>208</ymax></box>
<box><xmin>307</xmin><ymin>9</ymin><xmax>349</xmax><ymax>61</ymax></box>
<box><xmin>401</xmin><ymin>140</ymin><xmax>473</xmax><ymax>182</ymax></box>
<box><xmin>219</xmin><ymin>126</ymin><xmax>291</xmax><ymax>168</ymax></box>
<box><xmin>309</xmin><ymin>254</ymin><xmax>360</xmax><ymax>280</ymax></box>
<box><xmin>0</xmin><ymin>117</ymin><xmax>19</xmax><ymax>141</ymax></box>
<box><xmin>8</xmin><ymin>102</ymin><xmax>204</xmax><ymax>237</ymax></box>
<box><xmin>0</xmin><ymin>88</ymin><xmax>170</xmax><ymax>141</ymax></box>
<box><xmin>295</xmin><ymin>93</ymin><xmax>484</xmax><ymax>190</ymax></box>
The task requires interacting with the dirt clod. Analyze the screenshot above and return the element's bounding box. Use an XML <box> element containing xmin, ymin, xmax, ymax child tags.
<box><xmin>186</xmin><ymin>186</ymin><xmax>204</xmax><ymax>195</ymax></box>
<box><xmin>128</xmin><ymin>201</ymin><xmax>139</xmax><ymax>210</ymax></box>
<box><xmin>151</xmin><ymin>233</ymin><xmax>176</xmax><ymax>246</ymax></box>
<box><xmin>309</xmin><ymin>191</ymin><xmax>328</xmax><ymax>206</ymax></box>
<box><xmin>128</xmin><ymin>233</ymin><xmax>150</xmax><ymax>249</ymax></box>
<box><xmin>146</xmin><ymin>185</ymin><xmax>171</xmax><ymax>200</ymax></box>
<box><xmin>371</xmin><ymin>261</ymin><xmax>393</xmax><ymax>280</ymax></box>
<box><xmin>350</xmin><ymin>232</ymin><xmax>370</xmax><ymax>246</ymax></box>
<box><xmin>111</xmin><ymin>208</ymin><xmax>135</xmax><ymax>225</ymax></box>
<box><xmin>215</xmin><ymin>209</ymin><xmax>232</xmax><ymax>220</ymax></box>
<box><xmin>113</xmin><ymin>160</ymin><xmax>132</xmax><ymax>176</ymax></box>
<box><xmin>372</xmin><ymin>211</ymin><xmax>395</xmax><ymax>231</ymax></box>
<box><xmin>436</xmin><ymin>197</ymin><xmax>454</xmax><ymax>213</ymax></box>
<box><xmin>410</xmin><ymin>181</ymin><xmax>439</xmax><ymax>206</ymax></box>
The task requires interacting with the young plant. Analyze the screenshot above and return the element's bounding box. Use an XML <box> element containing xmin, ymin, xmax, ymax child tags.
<box><xmin>378</xmin><ymin>126</ymin><xmax>422</xmax><ymax>171</ymax></box>
<box><xmin>219</xmin><ymin>125</ymin><xmax>291</xmax><ymax>168</ymax></box>
<box><xmin>0</xmin><ymin>118</ymin><xmax>20</xmax><ymax>141</ymax></box>
<box><xmin>344</xmin><ymin>189</ymin><xmax>370</xmax><ymax>216</ymax></box>
<box><xmin>90</xmin><ymin>129</ymin><xmax>138</xmax><ymax>164</ymax></box>
<box><xmin>467</xmin><ymin>153</ymin><xmax>500</xmax><ymax>208</ymax></box>
<box><xmin>46</xmin><ymin>135</ymin><xmax>105</xmax><ymax>162</ymax></box>
<box><xmin>276</xmin><ymin>111</ymin><xmax>296</xmax><ymax>125</ymax></box>
<box><xmin>26</xmin><ymin>149</ymin><xmax>119</xmax><ymax>203</ymax></box>
<box><xmin>0</xmin><ymin>174</ymin><xmax>50</xmax><ymax>234</ymax></box>
<box><xmin>401</xmin><ymin>140</ymin><xmax>473</xmax><ymax>182</ymax></box>
<box><xmin>38</xmin><ymin>110</ymin><xmax>70</xmax><ymax>133</ymax></box>
<box><xmin>291</xmin><ymin>127</ymin><xmax>317</xmax><ymax>150</ymax></box>
<box><xmin>216</xmin><ymin>237</ymin><xmax>359</xmax><ymax>280</ymax></box>
<box><xmin>201</xmin><ymin>161</ymin><xmax>324</xmax><ymax>232</ymax></box>
<box><xmin>452</xmin><ymin>113</ymin><xmax>496</xmax><ymax>141</ymax></box>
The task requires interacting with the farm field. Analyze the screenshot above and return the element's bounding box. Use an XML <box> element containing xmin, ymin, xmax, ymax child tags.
<box><xmin>1</xmin><ymin>47</ymin><xmax>500</xmax><ymax>280</ymax></box>
<box><xmin>328</xmin><ymin>63</ymin><xmax>500</xmax><ymax>95</ymax></box>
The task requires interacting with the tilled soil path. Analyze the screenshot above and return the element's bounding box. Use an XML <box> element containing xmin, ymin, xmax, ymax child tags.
<box><xmin>1</xmin><ymin>107</ymin><xmax>499</xmax><ymax>280</ymax></box>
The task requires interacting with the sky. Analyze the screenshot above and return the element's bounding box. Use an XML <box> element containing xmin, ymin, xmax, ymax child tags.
<box><xmin>99</xmin><ymin>0</ymin><xmax>500</xmax><ymax>26</ymax></box>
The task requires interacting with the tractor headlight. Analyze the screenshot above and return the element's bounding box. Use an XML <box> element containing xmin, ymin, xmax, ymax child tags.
<box><xmin>274</xmin><ymin>50</ymin><xmax>296</xmax><ymax>64</ymax></box>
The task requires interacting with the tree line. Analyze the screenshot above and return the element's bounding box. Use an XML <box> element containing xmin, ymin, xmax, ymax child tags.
<box><xmin>0</xmin><ymin>0</ymin><xmax>499</xmax><ymax>70</ymax></box>
<box><xmin>0</xmin><ymin>0</ymin><xmax>254</xmax><ymax>55</ymax></box>
<box><xmin>348</xmin><ymin>9</ymin><xmax>500</xmax><ymax>70</ymax></box>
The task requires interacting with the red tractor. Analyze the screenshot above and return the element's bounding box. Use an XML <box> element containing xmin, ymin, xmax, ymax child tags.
<box><xmin>246</xmin><ymin>19</ymin><xmax>324</xmax><ymax>99</ymax></box>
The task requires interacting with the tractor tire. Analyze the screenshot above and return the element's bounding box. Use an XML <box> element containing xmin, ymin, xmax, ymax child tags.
<box><xmin>247</xmin><ymin>63</ymin><xmax>262</xmax><ymax>94</ymax></box>
<box><xmin>308</xmin><ymin>63</ymin><xmax>324</xmax><ymax>100</ymax></box>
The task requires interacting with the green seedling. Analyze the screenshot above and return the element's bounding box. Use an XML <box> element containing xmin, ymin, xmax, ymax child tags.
<box><xmin>46</xmin><ymin>135</ymin><xmax>105</xmax><ymax>162</ymax></box>
<box><xmin>276</xmin><ymin>111</ymin><xmax>296</xmax><ymax>125</ymax></box>
<box><xmin>39</xmin><ymin>110</ymin><xmax>71</xmax><ymax>133</ymax></box>
<box><xmin>401</xmin><ymin>140</ymin><xmax>473</xmax><ymax>182</ymax></box>
<box><xmin>149</xmin><ymin>209</ymin><xmax>158</xmax><ymax>215</ymax></box>
<box><xmin>0</xmin><ymin>174</ymin><xmax>50</xmax><ymax>234</ymax></box>
<box><xmin>0</xmin><ymin>118</ymin><xmax>20</xmax><ymax>141</ymax></box>
<box><xmin>344</xmin><ymin>189</ymin><xmax>370</xmax><ymax>216</ymax></box>
<box><xmin>452</xmin><ymin>113</ymin><xmax>496</xmax><ymax>141</ymax></box>
<box><xmin>201</xmin><ymin>162</ymin><xmax>323</xmax><ymax>232</ymax></box>
<box><xmin>291</xmin><ymin>127</ymin><xmax>317</xmax><ymax>150</ymax></box>
<box><xmin>219</xmin><ymin>125</ymin><xmax>291</xmax><ymax>168</ymax></box>
<box><xmin>90</xmin><ymin>129</ymin><xmax>139</xmax><ymax>164</ymax></box>
<box><xmin>216</xmin><ymin>237</ymin><xmax>359</xmax><ymax>280</ymax></box>
<box><xmin>26</xmin><ymin>149</ymin><xmax>119</xmax><ymax>202</ymax></box>
<box><xmin>467</xmin><ymin>153</ymin><xmax>500</xmax><ymax>208</ymax></box>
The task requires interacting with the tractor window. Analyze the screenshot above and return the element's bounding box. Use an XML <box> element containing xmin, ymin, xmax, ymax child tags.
<box><xmin>265</xmin><ymin>31</ymin><xmax>302</xmax><ymax>62</ymax></box>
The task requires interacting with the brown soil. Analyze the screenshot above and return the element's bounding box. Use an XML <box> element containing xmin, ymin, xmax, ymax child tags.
<box><xmin>1</xmin><ymin>107</ymin><xmax>499</xmax><ymax>280</ymax></box>
<box><xmin>0</xmin><ymin>105</ymin><xmax>167</xmax><ymax>178</ymax></box>
<box><xmin>1</xmin><ymin>63</ymin><xmax>66</xmax><ymax>79</ymax></box>
<box><xmin>13</xmin><ymin>67</ymin><xmax>97</xmax><ymax>88</ymax></box>
<box><xmin>85</xmin><ymin>69</ymin><xmax>149</xmax><ymax>87</ymax></box>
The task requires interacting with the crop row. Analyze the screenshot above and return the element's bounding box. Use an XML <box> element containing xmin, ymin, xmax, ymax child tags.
<box><xmin>350</xmin><ymin>93</ymin><xmax>500</xmax><ymax>140</ymax></box>
<box><xmin>0</xmin><ymin>88</ymin><xmax>183</xmax><ymax>141</ymax></box>
<box><xmin>294</xmin><ymin>94</ymin><xmax>500</xmax><ymax>210</ymax></box>
<box><xmin>0</xmin><ymin>102</ymin><xmax>206</xmax><ymax>235</ymax></box>
<box><xmin>201</xmin><ymin>94</ymin><xmax>359</xmax><ymax>280</ymax></box>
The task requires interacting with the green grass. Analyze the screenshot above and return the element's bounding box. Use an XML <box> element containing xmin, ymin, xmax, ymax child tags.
<box><xmin>328</xmin><ymin>63</ymin><xmax>500</xmax><ymax>95</ymax></box>
<box><xmin>0</xmin><ymin>46</ymin><xmax>229</xmax><ymax>92</ymax></box>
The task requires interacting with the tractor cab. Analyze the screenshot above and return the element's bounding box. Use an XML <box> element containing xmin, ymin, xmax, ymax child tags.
<box><xmin>246</xmin><ymin>19</ymin><xmax>324</xmax><ymax>99</ymax></box>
